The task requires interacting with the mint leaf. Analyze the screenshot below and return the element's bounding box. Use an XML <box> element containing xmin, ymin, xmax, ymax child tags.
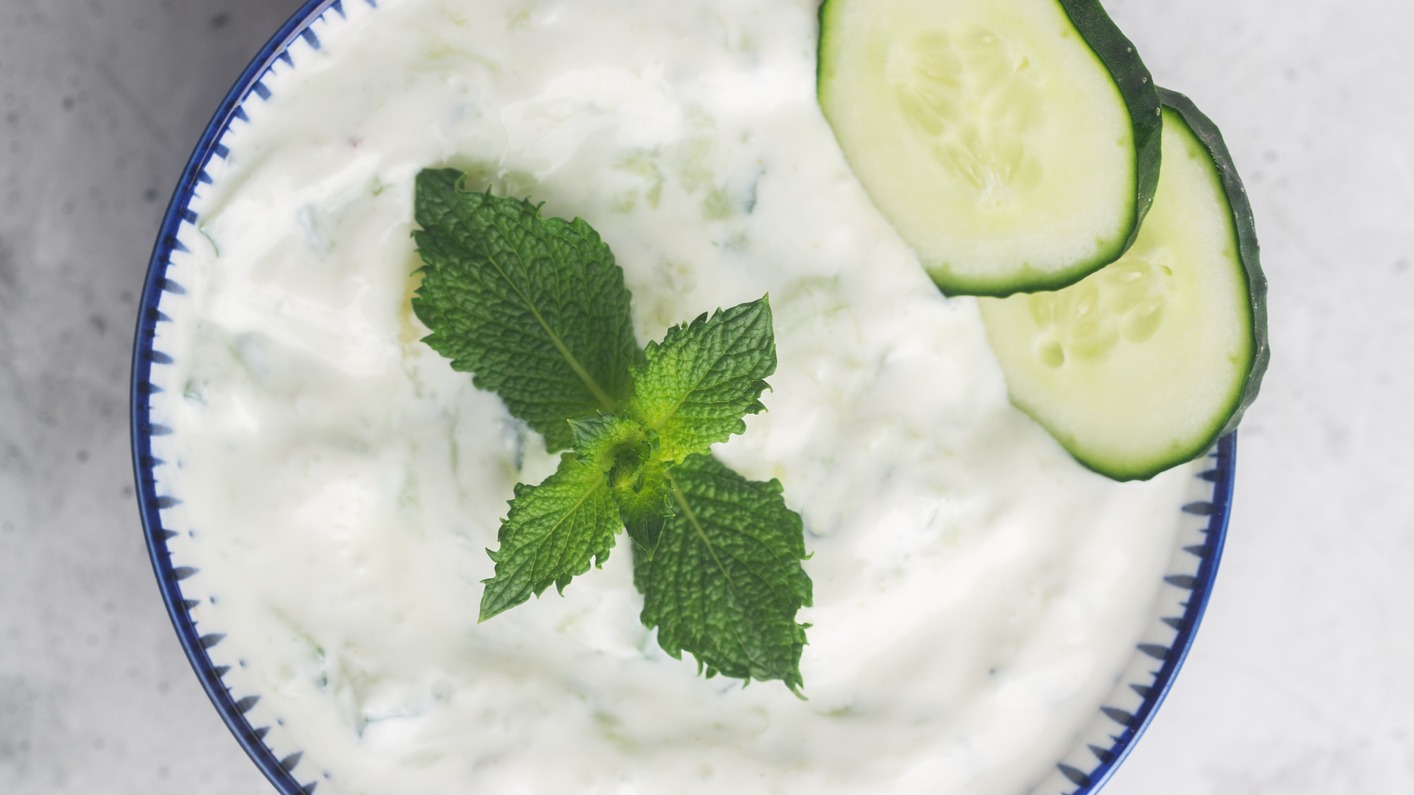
<box><xmin>634</xmin><ymin>453</ymin><xmax>811</xmax><ymax>692</ymax></box>
<box><xmin>569</xmin><ymin>414</ymin><xmax>673</xmax><ymax>555</ymax></box>
<box><xmin>568</xmin><ymin>413</ymin><xmax>648</xmax><ymax>465</ymax></box>
<box><xmin>628</xmin><ymin>297</ymin><xmax>775</xmax><ymax>463</ymax></box>
<box><xmin>412</xmin><ymin>169</ymin><xmax>639</xmax><ymax>451</ymax></box>
<box><xmin>612</xmin><ymin>457</ymin><xmax>673</xmax><ymax>556</ymax></box>
<box><xmin>480</xmin><ymin>453</ymin><xmax>621</xmax><ymax>621</ymax></box>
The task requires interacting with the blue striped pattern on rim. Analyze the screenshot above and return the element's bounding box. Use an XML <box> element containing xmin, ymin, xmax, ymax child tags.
<box><xmin>1060</xmin><ymin>434</ymin><xmax>1235</xmax><ymax>794</ymax></box>
<box><xmin>131</xmin><ymin>3</ymin><xmax>372</xmax><ymax>793</ymax></box>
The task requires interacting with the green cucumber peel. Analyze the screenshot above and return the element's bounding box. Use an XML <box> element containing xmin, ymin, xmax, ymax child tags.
<box><xmin>1158</xmin><ymin>87</ymin><xmax>1269</xmax><ymax>437</ymax></box>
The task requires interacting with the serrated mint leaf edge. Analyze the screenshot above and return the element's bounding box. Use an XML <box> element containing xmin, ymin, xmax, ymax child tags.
<box><xmin>478</xmin><ymin>453</ymin><xmax>621</xmax><ymax>622</ymax></box>
<box><xmin>628</xmin><ymin>296</ymin><xmax>776</xmax><ymax>464</ymax></box>
<box><xmin>410</xmin><ymin>168</ymin><xmax>639</xmax><ymax>450</ymax></box>
<box><xmin>635</xmin><ymin>454</ymin><xmax>811</xmax><ymax>693</ymax></box>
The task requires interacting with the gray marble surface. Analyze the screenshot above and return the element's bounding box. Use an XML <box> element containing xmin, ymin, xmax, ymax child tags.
<box><xmin>1</xmin><ymin>0</ymin><xmax>1410</xmax><ymax>793</ymax></box>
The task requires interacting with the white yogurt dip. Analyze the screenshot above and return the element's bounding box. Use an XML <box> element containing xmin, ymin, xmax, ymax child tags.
<box><xmin>152</xmin><ymin>1</ymin><xmax>1198</xmax><ymax>793</ymax></box>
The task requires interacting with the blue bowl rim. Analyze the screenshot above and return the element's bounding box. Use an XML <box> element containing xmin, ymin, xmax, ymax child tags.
<box><xmin>127</xmin><ymin>2</ymin><xmax>1238</xmax><ymax>792</ymax></box>
<box><xmin>130</xmin><ymin>1</ymin><xmax>341</xmax><ymax>792</ymax></box>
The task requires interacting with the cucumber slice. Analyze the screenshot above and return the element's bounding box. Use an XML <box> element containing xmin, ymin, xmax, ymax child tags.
<box><xmin>978</xmin><ymin>90</ymin><xmax>1269</xmax><ymax>481</ymax></box>
<box><xmin>818</xmin><ymin>0</ymin><xmax>1161</xmax><ymax>296</ymax></box>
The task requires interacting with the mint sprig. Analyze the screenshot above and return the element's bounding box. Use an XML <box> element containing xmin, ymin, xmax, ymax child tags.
<box><xmin>411</xmin><ymin>169</ymin><xmax>811</xmax><ymax>690</ymax></box>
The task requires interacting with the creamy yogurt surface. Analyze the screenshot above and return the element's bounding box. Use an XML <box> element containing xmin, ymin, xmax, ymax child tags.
<box><xmin>152</xmin><ymin>1</ymin><xmax>1198</xmax><ymax>793</ymax></box>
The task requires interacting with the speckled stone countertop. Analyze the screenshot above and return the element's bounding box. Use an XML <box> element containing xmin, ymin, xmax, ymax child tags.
<box><xmin>2</xmin><ymin>1</ymin><xmax>1410</xmax><ymax>793</ymax></box>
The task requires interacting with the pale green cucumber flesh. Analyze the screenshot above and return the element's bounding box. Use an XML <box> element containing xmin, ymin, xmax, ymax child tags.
<box><xmin>818</xmin><ymin>0</ymin><xmax>1160</xmax><ymax>296</ymax></box>
<box><xmin>979</xmin><ymin>96</ymin><xmax>1267</xmax><ymax>481</ymax></box>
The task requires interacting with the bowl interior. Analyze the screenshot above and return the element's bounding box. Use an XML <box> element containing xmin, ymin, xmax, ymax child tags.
<box><xmin>131</xmin><ymin>2</ymin><xmax>1237</xmax><ymax>792</ymax></box>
